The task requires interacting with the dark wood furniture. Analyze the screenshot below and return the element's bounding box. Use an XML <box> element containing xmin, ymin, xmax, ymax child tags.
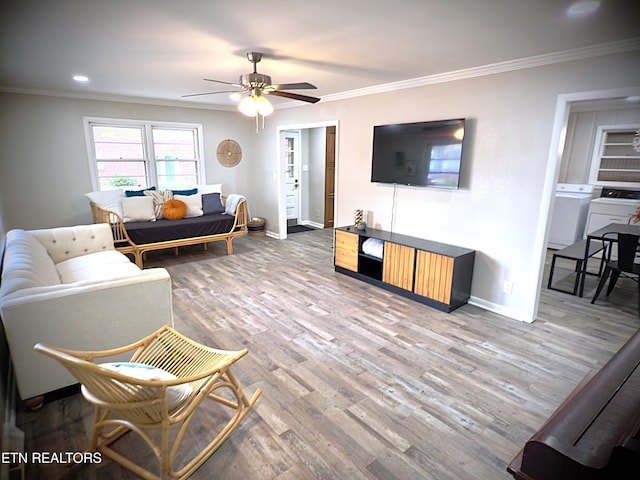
<box><xmin>334</xmin><ymin>226</ymin><xmax>475</xmax><ymax>312</ymax></box>
<box><xmin>507</xmin><ymin>328</ymin><xmax>640</xmax><ymax>480</ymax></box>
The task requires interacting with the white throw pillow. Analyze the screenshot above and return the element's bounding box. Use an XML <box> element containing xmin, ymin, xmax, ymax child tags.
<box><xmin>100</xmin><ymin>362</ymin><xmax>192</xmax><ymax>410</ymax></box>
<box><xmin>198</xmin><ymin>184</ymin><xmax>222</xmax><ymax>194</ymax></box>
<box><xmin>174</xmin><ymin>194</ymin><xmax>203</xmax><ymax>218</ymax></box>
<box><xmin>85</xmin><ymin>189</ymin><xmax>125</xmax><ymax>218</ymax></box>
<box><xmin>122</xmin><ymin>196</ymin><xmax>156</xmax><ymax>222</ymax></box>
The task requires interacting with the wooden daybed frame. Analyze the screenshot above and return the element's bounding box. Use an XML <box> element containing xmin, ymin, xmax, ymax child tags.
<box><xmin>90</xmin><ymin>196</ymin><xmax>248</xmax><ymax>268</ymax></box>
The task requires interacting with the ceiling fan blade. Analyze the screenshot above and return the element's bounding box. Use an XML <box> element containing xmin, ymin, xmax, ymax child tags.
<box><xmin>181</xmin><ymin>90</ymin><xmax>239</xmax><ymax>98</ymax></box>
<box><xmin>203</xmin><ymin>78</ymin><xmax>243</xmax><ymax>88</ymax></box>
<box><xmin>270</xmin><ymin>82</ymin><xmax>317</xmax><ymax>91</ymax></box>
<box><xmin>268</xmin><ymin>90</ymin><xmax>320</xmax><ymax>103</ymax></box>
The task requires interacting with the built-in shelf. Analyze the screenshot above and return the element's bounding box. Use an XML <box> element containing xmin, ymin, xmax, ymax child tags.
<box><xmin>589</xmin><ymin>125</ymin><xmax>640</xmax><ymax>187</ymax></box>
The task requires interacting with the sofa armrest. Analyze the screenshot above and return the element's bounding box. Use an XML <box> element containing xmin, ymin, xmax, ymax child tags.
<box><xmin>223</xmin><ymin>197</ymin><xmax>248</xmax><ymax>233</ymax></box>
<box><xmin>1</xmin><ymin>268</ymin><xmax>173</xmax><ymax>399</ymax></box>
<box><xmin>90</xmin><ymin>201</ymin><xmax>139</xmax><ymax>251</ymax></box>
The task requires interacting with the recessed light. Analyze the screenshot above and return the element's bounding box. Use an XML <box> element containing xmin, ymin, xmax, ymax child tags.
<box><xmin>626</xmin><ymin>96</ymin><xmax>640</xmax><ymax>103</ymax></box>
<box><xmin>229</xmin><ymin>92</ymin><xmax>241</xmax><ymax>102</ymax></box>
<box><xmin>566</xmin><ymin>1</ymin><xmax>600</xmax><ymax>17</ymax></box>
<box><xmin>73</xmin><ymin>75</ymin><xmax>90</xmax><ymax>83</ymax></box>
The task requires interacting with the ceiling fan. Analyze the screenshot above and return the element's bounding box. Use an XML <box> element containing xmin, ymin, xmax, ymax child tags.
<box><xmin>183</xmin><ymin>52</ymin><xmax>320</xmax><ymax>118</ymax></box>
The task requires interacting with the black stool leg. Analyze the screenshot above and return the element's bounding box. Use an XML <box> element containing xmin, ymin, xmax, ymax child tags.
<box><xmin>637</xmin><ymin>277</ymin><xmax>640</xmax><ymax>317</ymax></box>
<box><xmin>548</xmin><ymin>255</ymin><xmax>558</xmax><ymax>289</ymax></box>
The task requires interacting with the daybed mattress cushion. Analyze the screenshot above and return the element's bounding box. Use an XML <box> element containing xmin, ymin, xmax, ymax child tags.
<box><xmin>123</xmin><ymin>213</ymin><xmax>235</xmax><ymax>244</ymax></box>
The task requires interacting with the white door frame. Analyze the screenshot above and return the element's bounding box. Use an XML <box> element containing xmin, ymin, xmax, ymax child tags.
<box><xmin>276</xmin><ymin>120</ymin><xmax>339</xmax><ymax>239</ymax></box>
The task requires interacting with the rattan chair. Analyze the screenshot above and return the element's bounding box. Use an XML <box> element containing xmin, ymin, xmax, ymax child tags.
<box><xmin>34</xmin><ymin>325</ymin><xmax>261</xmax><ymax>480</ymax></box>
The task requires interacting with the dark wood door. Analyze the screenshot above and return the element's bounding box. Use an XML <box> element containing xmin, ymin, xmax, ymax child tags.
<box><xmin>324</xmin><ymin>125</ymin><xmax>336</xmax><ymax>228</ymax></box>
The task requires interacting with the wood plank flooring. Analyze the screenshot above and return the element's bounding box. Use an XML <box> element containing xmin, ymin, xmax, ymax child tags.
<box><xmin>16</xmin><ymin>229</ymin><xmax>639</xmax><ymax>479</ymax></box>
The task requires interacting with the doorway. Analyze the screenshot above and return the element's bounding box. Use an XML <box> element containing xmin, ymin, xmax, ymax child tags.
<box><xmin>277</xmin><ymin>121</ymin><xmax>339</xmax><ymax>239</ymax></box>
<box><xmin>534</xmin><ymin>86</ymin><xmax>640</xmax><ymax>320</ymax></box>
<box><xmin>281</xmin><ymin>130</ymin><xmax>301</xmax><ymax>227</ymax></box>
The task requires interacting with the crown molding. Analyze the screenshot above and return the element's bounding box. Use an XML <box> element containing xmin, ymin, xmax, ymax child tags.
<box><xmin>321</xmin><ymin>38</ymin><xmax>640</xmax><ymax>103</ymax></box>
<box><xmin>0</xmin><ymin>86</ymin><xmax>237</xmax><ymax>111</ymax></box>
<box><xmin>2</xmin><ymin>38</ymin><xmax>639</xmax><ymax>109</ymax></box>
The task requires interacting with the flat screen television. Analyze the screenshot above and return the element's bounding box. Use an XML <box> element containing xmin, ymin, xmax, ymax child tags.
<box><xmin>371</xmin><ymin>118</ymin><xmax>465</xmax><ymax>188</ymax></box>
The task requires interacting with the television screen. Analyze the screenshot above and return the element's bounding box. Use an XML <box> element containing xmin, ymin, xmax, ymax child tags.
<box><xmin>371</xmin><ymin>118</ymin><xmax>465</xmax><ymax>188</ymax></box>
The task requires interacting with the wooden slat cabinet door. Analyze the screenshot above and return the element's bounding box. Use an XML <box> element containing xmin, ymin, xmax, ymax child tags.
<box><xmin>382</xmin><ymin>242</ymin><xmax>415</xmax><ymax>291</ymax></box>
<box><xmin>414</xmin><ymin>250</ymin><xmax>454</xmax><ymax>305</ymax></box>
<box><xmin>334</xmin><ymin>230</ymin><xmax>358</xmax><ymax>272</ymax></box>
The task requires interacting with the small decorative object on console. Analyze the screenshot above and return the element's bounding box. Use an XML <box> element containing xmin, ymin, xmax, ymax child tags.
<box><xmin>354</xmin><ymin>209</ymin><xmax>363</xmax><ymax>226</ymax></box>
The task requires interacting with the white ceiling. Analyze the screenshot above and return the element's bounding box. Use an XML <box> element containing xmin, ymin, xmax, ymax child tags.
<box><xmin>1</xmin><ymin>0</ymin><xmax>639</xmax><ymax>110</ymax></box>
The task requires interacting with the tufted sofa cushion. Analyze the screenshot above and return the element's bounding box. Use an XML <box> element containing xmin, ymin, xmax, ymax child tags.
<box><xmin>56</xmin><ymin>250</ymin><xmax>142</xmax><ymax>283</ymax></box>
<box><xmin>28</xmin><ymin>223</ymin><xmax>115</xmax><ymax>264</ymax></box>
<box><xmin>0</xmin><ymin>230</ymin><xmax>61</xmax><ymax>298</ymax></box>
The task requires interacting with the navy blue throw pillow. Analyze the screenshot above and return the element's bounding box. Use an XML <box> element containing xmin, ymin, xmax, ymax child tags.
<box><xmin>202</xmin><ymin>193</ymin><xmax>224</xmax><ymax>215</ymax></box>
<box><xmin>125</xmin><ymin>186</ymin><xmax>156</xmax><ymax>197</ymax></box>
<box><xmin>171</xmin><ymin>188</ymin><xmax>198</xmax><ymax>196</ymax></box>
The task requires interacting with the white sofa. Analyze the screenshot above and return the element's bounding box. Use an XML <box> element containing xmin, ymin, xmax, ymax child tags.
<box><xmin>0</xmin><ymin>223</ymin><xmax>173</xmax><ymax>401</ymax></box>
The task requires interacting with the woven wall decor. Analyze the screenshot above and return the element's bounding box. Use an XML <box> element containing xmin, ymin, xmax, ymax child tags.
<box><xmin>216</xmin><ymin>139</ymin><xmax>242</xmax><ymax>167</ymax></box>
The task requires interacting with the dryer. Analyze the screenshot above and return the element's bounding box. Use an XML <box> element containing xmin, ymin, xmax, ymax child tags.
<box><xmin>585</xmin><ymin>188</ymin><xmax>640</xmax><ymax>235</ymax></box>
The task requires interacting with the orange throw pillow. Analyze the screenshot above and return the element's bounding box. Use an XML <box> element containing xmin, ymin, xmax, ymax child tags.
<box><xmin>162</xmin><ymin>199</ymin><xmax>187</xmax><ymax>220</ymax></box>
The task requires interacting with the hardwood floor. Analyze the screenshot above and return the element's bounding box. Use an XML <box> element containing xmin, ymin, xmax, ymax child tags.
<box><xmin>16</xmin><ymin>229</ymin><xmax>639</xmax><ymax>479</ymax></box>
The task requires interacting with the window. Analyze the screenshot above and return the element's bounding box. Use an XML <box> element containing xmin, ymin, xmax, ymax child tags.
<box><xmin>84</xmin><ymin>118</ymin><xmax>205</xmax><ymax>191</ymax></box>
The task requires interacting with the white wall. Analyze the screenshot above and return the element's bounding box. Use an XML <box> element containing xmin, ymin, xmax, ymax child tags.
<box><xmin>254</xmin><ymin>50</ymin><xmax>640</xmax><ymax>322</ymax></box>
<box><xmin>0</xmin><ymin>93</ymin><xmax>255</xmax><ymax>230</ymax></box>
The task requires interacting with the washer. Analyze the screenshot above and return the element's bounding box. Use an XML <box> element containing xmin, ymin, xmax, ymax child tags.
<box><xmin>548</xmin><ymin>183</ymin><xmax>594</xmax><ymax>249</ymax></box>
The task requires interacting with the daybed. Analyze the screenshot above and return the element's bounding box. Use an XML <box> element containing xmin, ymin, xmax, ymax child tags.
<box><xmin>0</xmin><ymin>223</ymin><xmax>173</xmax><ymax>403</ymax></box>
<box><xmin>87</xmin><ymin>185</ymin><xmax>248</xmax><ymax>268</ymax></box>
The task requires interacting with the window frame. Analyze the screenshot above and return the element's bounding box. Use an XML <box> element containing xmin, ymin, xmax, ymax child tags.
<box><xmin>83</xmin><ymin>117</ymin><xmax>206</xmax><ymax>191</ymax></box>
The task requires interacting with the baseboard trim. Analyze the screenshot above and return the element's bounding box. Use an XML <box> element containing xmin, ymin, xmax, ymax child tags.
<box><xmin>468</xmin><ymin>296</ymin><xmax>534</xmax><ymax>323</ymax></box>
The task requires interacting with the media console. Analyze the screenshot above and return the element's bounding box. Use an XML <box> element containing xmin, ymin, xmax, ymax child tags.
<box><xmin>334</xmin><ymin>226</ymin><xmax>475</xmax><ymax>312</ymax></box>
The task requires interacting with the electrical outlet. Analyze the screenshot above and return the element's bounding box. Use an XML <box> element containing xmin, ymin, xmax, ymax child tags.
<box><xmin>503</xmin><ymin>280</ymin><xmax>513</xmax><ymax>295</ymax></box>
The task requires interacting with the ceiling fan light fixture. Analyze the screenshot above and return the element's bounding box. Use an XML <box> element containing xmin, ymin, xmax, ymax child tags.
<box><xmin>255</xmin><ymin>95</ymin><xmax>274</xmax><ymax>116</ymax></box>
<box><xmin>238</xmin><ymin>94</ymin><xmax>274</xmax><ymax>117</ymax></box>
<box><xmin>238</xmin><ymin>95</ymin><xmax>258</xmax><ymax>117</ymax></box>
